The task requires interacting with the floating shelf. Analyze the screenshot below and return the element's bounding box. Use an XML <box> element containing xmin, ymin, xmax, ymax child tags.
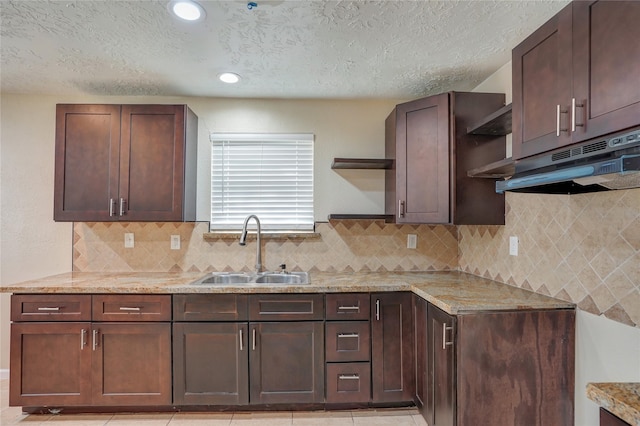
<box><xmin>467</xmin><ymin>157</ymin><xmax>515</xmax><ymax>179</ymax></box>
<box><xmin>327</xmin><ymin>214</ymin><xmax>394</xmax><ymax>221</ymax></box>
<box><xmin>467</xmin><ymin>103</ymin><xmax>512</xmax><ymax>136</ymax></box>
<box><xmin>331</xmin><ymin>158</ymin><xmax>393</xmax><ymax>169</ymax></box>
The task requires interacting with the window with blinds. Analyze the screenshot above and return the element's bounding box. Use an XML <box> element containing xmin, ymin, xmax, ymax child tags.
<box><xmin>210</xmin><ymin>133</ymin><xmax>314</xmax><ymax>232</ymax></box>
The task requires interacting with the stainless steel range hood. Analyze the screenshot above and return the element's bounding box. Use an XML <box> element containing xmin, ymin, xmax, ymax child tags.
<box><xmin>496</xmin><ymin>128</ymin><xmax>640</xmax><ymax>194</ymax></box>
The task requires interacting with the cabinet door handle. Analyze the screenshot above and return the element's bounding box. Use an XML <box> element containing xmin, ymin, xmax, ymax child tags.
<box><xmin>572</xmin><ymin>98</ymin><xmax>585</xmax><ymax>132</ymax></box>
<box><xmin>252</xmin><ymin>328</ymin><xmax>256</xmax><ymax>351</ymax></box>
<box><xmin>338</xmin><ymin>374</ymin><xmax>360</xmax><ymax>380</ymax></box>
<box><xmin>556</xmin><ymin>105</ymin><xmax>569</xmax><ymax>136</ymax></box>
<box><xmin>92</xmin><ymin>329</ymin><xmax>99</xmax><ymax>351</ymax></box>
<box><xmin>37</xmin><ymin>307</ymin><xmax>60</xmax><ymax>311</ymax></box>
<box><xmin>398</xmin><ymin>200</ymin><xmax>405</xmax><ymax>218</ymax></box>
<box><xmin>119</xmin><ymin>198</ymin><xmax>126</xmax><ymax>216</ymax></box>
<box><xmin>375</xmin><ymin>299</ymin><xmax>380</xmax><ymax>321</ymax></box>
<box><xmin>337</xmin><ymin>306</ymin><xmax>360</xmax><ymax>311</ymax></box>
<box><xmin>442</xmin><ymin>323</ymin><xmax>454</xmax><ymax>350</ymax></box>
<box><xmin>338</xmin><ymin>333</ymin><xmax>359</xmax><ymax>338</ymax></box>
<box><xmin>239</xmin><ymin>328</ymin><xmax>244</xmax><ymax>351</ymax></box>
<box><xmin>118</xmin><ymin>307</ymin><xmax>141</xmax><ymax>311</ymax></box>
<box><xmin>80</xmin><ymin>329</ymin><xmax>87</xmax><ymax>350</ymax></box>
<box><xmin>109</xmin><ymin>198</ymin><xmax>116</xmax><ymax>217</ymax></box>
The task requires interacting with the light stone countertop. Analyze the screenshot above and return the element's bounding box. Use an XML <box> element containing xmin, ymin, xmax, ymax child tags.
<box><xmin>587</xmin><ymin>383</ymin><xmax>640</xmax><ymax>426</ymax></box>
<box><xmin>0</xmin><ymin>271</ymin><xmax>574</xmax><ymax>315</ymax></box>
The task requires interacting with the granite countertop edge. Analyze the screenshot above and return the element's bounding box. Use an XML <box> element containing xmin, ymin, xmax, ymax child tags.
<box><xmin>0</xmin><ymin>271</ymin><xmax>575</xmax><ymax>315</ymax></box>
<box><xmin>587</xmin><ymin>382</ymin><xmax>640</xmax><ymax>426</ymax></box>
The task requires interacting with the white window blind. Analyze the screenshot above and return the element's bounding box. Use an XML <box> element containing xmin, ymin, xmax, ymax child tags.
<box><xmin>210</xmin><ymin>133</ymin><xmax>314</xmax><ymax>232</ymax></box>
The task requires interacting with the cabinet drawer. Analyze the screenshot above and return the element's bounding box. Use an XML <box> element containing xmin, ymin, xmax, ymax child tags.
<box><xmin>249</xmin><ymin>294</ymin><xmax>324</xmax><ymax>321</ymax></box>
<box><xmin>326</xmin><ymin>362</ymin><xmax>371</xmax><ymax>403</ymax></box>
<box><xmin>11</xmin><ymin>295</ymin><xmax>91</xmax><ymax>322</ymax></box>
<box><xmin>92</xmin><ymin>295</ymin><xmax>171</xmax><ymax>321</ymax></box>
<box><xmin>326</xmin><ymin>321</ymin><xmax>370</xmax><ymax>362</ymax></box>
<box><xmin>173</xmin><ymin>294</ymin><xmax>248</xmax><ymax>321</ymax></box>
<box><xmin>326</xmin><ymin>293</ymin><xmax>370</xmax><ymax>320</ymax></box>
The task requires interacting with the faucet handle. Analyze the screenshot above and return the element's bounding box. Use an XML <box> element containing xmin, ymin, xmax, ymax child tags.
<box><xmin>279</xmin><ymin>263</ymin><xmax>288</xmax><ymax>274</ymax></box>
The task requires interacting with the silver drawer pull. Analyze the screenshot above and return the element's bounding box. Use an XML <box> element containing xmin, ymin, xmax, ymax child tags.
<box><xmin>337</xmin><ymin>306</ymin><xmax>359</xmax><ymax>311</ymax></box>
<box><xmin>337</xmin><ymin>333</ymin><xmax>359</xmax><ymax>338</ymax></box>
<box><xmin>442</xmin><ymin>323</ymin><xmax>454</xmax><ymax>350</ymax></box>
<box><xmin>37</xmin><ymin>307</ymin><xmax>60</xmax><ymax>311</ymax></box>
<box><xmin>92</xmin><ymin>329</ymin><xmax>99</xmax><ymax>351</ymax></box>
<box><xmin>119</xmin><ymin>307</ymin><xmax>141</xmax><ymax>311</ymax></box>
<box><xmin>80</xmin><ymin>329</ymin><xmax>87</xmax><ymax>350</ymax></box>
<box><xmin>338</xmin><ymin>374</ymin><xmax>360</xmax><ymax>380</ymax></box>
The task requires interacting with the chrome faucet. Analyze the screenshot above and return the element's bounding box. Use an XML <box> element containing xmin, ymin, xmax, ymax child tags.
<box><xmin>239</xmin><ymin>214</ymin><xmax>262</xmax><ymax>273</ymax></box>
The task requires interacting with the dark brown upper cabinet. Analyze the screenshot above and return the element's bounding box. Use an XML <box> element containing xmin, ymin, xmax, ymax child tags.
<box><xmin>54</xmin><ymin>104</ymin><xmax>198</xmax><ymax>222</ymax></box>
<box><xmin>512</xmin><ymin>1</ymin><xmax>640</xmax><ymax>160</ymax></box>
<box><xmin>385</xmin><ymin>92</ymin><xmax>506</xmax><ymax>225</ymax></box>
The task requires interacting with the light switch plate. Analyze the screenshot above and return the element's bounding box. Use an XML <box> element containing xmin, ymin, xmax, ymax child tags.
<box><xmin>509</xmin><ymin>236</ymin><xmax>518</xmax><ymax>256</ymax></box>
<box><xmin>124</xmin><ymin>233</ymin><xmax>134</xmax><ymax>248</ymax></box>
<box><xmin>171</xmin><ymin>235</ymin><xmax>181</xmax><ymax>250</ymax></box>
<box><xmin>407</xmin><ymin>234</ymin><xmax>417</xmax><ymax>249</ymax></box>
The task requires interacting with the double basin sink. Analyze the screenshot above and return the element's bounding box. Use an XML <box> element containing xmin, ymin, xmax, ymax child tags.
<box><xmin>191</xmin><ymin>271</ymin><xmax>310</xmax><ymax>286</ymax></box>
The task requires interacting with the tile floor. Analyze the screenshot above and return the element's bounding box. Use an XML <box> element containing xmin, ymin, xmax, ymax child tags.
<box><xmin>1</xmin><ymin>379</ymin><xmax>428</xmax><ymax>425</ymax></box>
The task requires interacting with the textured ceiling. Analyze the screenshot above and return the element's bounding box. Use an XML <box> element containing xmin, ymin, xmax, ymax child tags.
<box><xmin>0</xmin><ymin>0</ymin><xmax>570</xmax><ymax>99</ymax></box>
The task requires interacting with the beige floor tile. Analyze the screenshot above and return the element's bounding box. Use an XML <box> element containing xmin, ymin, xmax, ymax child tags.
<box><xmin>108</xmin><ymin>413</ymin><xmax>174</xmax><ymax>425</ymax></box>
<box><xmin>411</xmin><ymin>413</ymin><xmax>428</xmax><ymax>426</ymax></box>
<box><xmin>45</xmin><ymin>414</ymin><xmax>113</xmax><ymax>425</ymax></box>
<box><xmin>0</xmin><ymin>408</ymin><xmax>52</xmax><ymax>426</ymax></box>
<box><xmin>352</xmin><ymin>415</ymin><xmax>418</xmax><ymax>426</ymax></box>
<box><xmin>292</xmin><ymin>411</ymin><xmax>353</xmax><ymax>425</ymax></box>
<box><xmin>230</xmin><ymin>411</ymin><xmax>292</xmax><ymax>425</ymax></box>
<box><xmin>169</xmin><ymin>412</ymin><xmax>233</xmax><ymax>425</ymax></box>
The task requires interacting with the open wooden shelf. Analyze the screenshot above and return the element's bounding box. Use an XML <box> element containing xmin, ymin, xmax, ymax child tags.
<box><xmin>467</xmin><ymin>157</ymin><xmax>515</xmax><ymax>178</ymax></box>
<box><xmin>331</xmin><ymin>158</ymin><xmax>393</xmax><ymax>169</ymax></box>
<box><xmin>467</xmin><ymin>103</ymin><xmax>512</xmax><ymax>136</ymax></box>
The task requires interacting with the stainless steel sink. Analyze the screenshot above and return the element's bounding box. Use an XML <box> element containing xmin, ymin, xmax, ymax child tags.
<box><xmin>254</xmin><ymin>272</ymin><xmax>309</xmax><ymax>284</ymax></box>
<box><xmin>190</xmin><ymin>271</ymin><xmax>310</xmax><ymax>285</ymax></box>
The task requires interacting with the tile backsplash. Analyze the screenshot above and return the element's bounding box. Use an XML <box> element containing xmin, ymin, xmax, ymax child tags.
<box><xmin>459</xmin><ymin>190</ymin><xmax>640</xmax><ymax>328</ymax></box>
<box><xmin>73</xmin><ymin>189</ymin><xmax>640</xmax><ymax>329</ymax></box>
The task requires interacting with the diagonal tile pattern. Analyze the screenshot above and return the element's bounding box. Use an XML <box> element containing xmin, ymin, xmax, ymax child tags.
<box><xmin>73</xmin><ymin>188</ymin><xmax>640</xmax><ymax>329</ymax></box>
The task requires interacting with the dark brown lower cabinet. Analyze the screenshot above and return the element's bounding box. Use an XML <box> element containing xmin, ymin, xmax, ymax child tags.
<box><xmin>427</xmin><ymin>304</ymin><xmax>456</xmax><ymax>426</ymax></box>
<box><xmin>10</xmin><ymin>321</ymin><xmax>172</xmax><ymax>407</ymax></box>
<box><xmin>92</xmin><ymin>323</ymin><xmax>172</xmax><ymax>406</ymax></box>
<box><xmin>600</xmin><ymin>408</ymin><xmax>631</xmax><ymax>426</ymax></box>
<box><xmin>413</xmin><ymin>295</ymin><xmax>428</xmax><ymax>415</ymax></box>
<box><xmin>416</xmin><ymin>299</ymin><xmax>575</xmax><ymax>426</ymax></box>
<box><xmin>173</xmin><ymin>322</ymin><xmax>248</xmax><ymax>405</ymax></box>
<box><xmin>249</xmin><ymin>321</ymin><xmax>324</xmax><ymax>404</ymax></box>
<box><xmin>10</xmin><ymin>322</ymin><xmax>92</xmax><ymax>406</ymax></box>
<box><xmin>371</xmin><ymin>292</ymin><xmax>414</xmax><ymax>404</ymax></box>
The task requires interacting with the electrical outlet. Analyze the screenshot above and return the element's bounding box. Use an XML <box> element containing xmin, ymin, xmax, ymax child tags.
<box><xmin>509</xmin><ymin>236</ymin><xmax>518</xmax><ymax>256</ymax></box>
<box><xmin>407</xmin><ymin>234</ymin><xmax>417</xmax><ymax>249</ymax></box>
<box><xmin>124</xmin><ymin>233</ymin><xmax>134</xmax><ymax>248</ymax></box>
<box><xmin>171</xmin><ymin>235</ymin><xmax>181</xmax><ymax>250</ymax></box>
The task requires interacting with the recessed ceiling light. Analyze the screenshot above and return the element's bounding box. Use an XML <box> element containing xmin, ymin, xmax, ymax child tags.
<box><xmin>219</xmin><ymin>73</ymin><xmax>241</xmax><ymax>84</ymax></box>
<box><xmin>168</xmin><ymin>0</ymin><xmax>206</xmax><ymax>21</ymax></box>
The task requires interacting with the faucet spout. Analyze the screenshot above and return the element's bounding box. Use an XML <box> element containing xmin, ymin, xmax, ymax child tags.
<box><xmin>239</xmin><ymin>214</ymin><xmax>262</xmax><ymax>273</ymax></box>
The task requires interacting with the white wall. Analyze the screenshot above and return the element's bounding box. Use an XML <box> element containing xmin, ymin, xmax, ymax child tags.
<box><xmin>473</xmin><ymin>62</ymin><xmax>640</xmax><ymax>426</ymax></box>
<box><xmin>0</xmin><ymin>93</ymin><xmax>404</xmax><ymax>370</ymax></box>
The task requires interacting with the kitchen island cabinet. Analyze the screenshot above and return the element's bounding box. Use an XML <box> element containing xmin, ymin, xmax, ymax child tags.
<box><xmin>385</xmin><ymin>92</ymin><xmax>506</xmax><ymax>225</ymax></box>
<box><xmin>512</xmin><ymin>0</ymin><xmax>640</xmax><ymax>160</ymax></box>
<box><xmin>54</xmin><ymin>104</ymin><xmax>197</xmax><ymax>222</ymax></box>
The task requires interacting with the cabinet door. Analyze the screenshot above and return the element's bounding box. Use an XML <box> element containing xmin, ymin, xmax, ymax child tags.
<box><xmin>173</xmin><ymin>322</ymin><xmax>249</xmax><ymax>405</ymax></box>
<box><xmin>572</xmin><ymin>1</ymin><xmax>640</xmax><ymax>143</ymax></box>
<box><xmin>512</xmin><ymin>4</ymin><xmax>573</xmax><ymax>159</ymax></box>
<box><xmin>119</xmin><ymin>105</ymin><xmax>187</xmax><ymax>221</ymax></box>
<box><xmin>10</xmin><ymin>322</ymin><xmax>92</xmax><ymax>406</ymax></box>
<box><xmin>394</xmin><ymin>94</ymin><xmax>450</xmax><ymax>223</ymax></box>
<box><xmin>371</xmin><ymin>292</ymin><xmax>414</xmax><ymax>403</ymax></box>
<box><xmin>91</xmin><ymin>323</ymin><xmax>171</xmax><ymax>406</ymax></box>
<box><xmin>54</xmin><ymin>104</ymin><xmax>121</xmax><ymax>221</ymax></box>
<box><xmin>427</xmin><ymin>304</ymin><xmax>456</xmax><ymax>426</ymax></box>
<box><xmin>249</xmin><ymin>321</ymin><xmax>324</xmax><ymax>404</ymax></box>
<box><xmin>413</xmin><ymin>295</ymin><xmax>428</xmax><ymax>414</ymax></box>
